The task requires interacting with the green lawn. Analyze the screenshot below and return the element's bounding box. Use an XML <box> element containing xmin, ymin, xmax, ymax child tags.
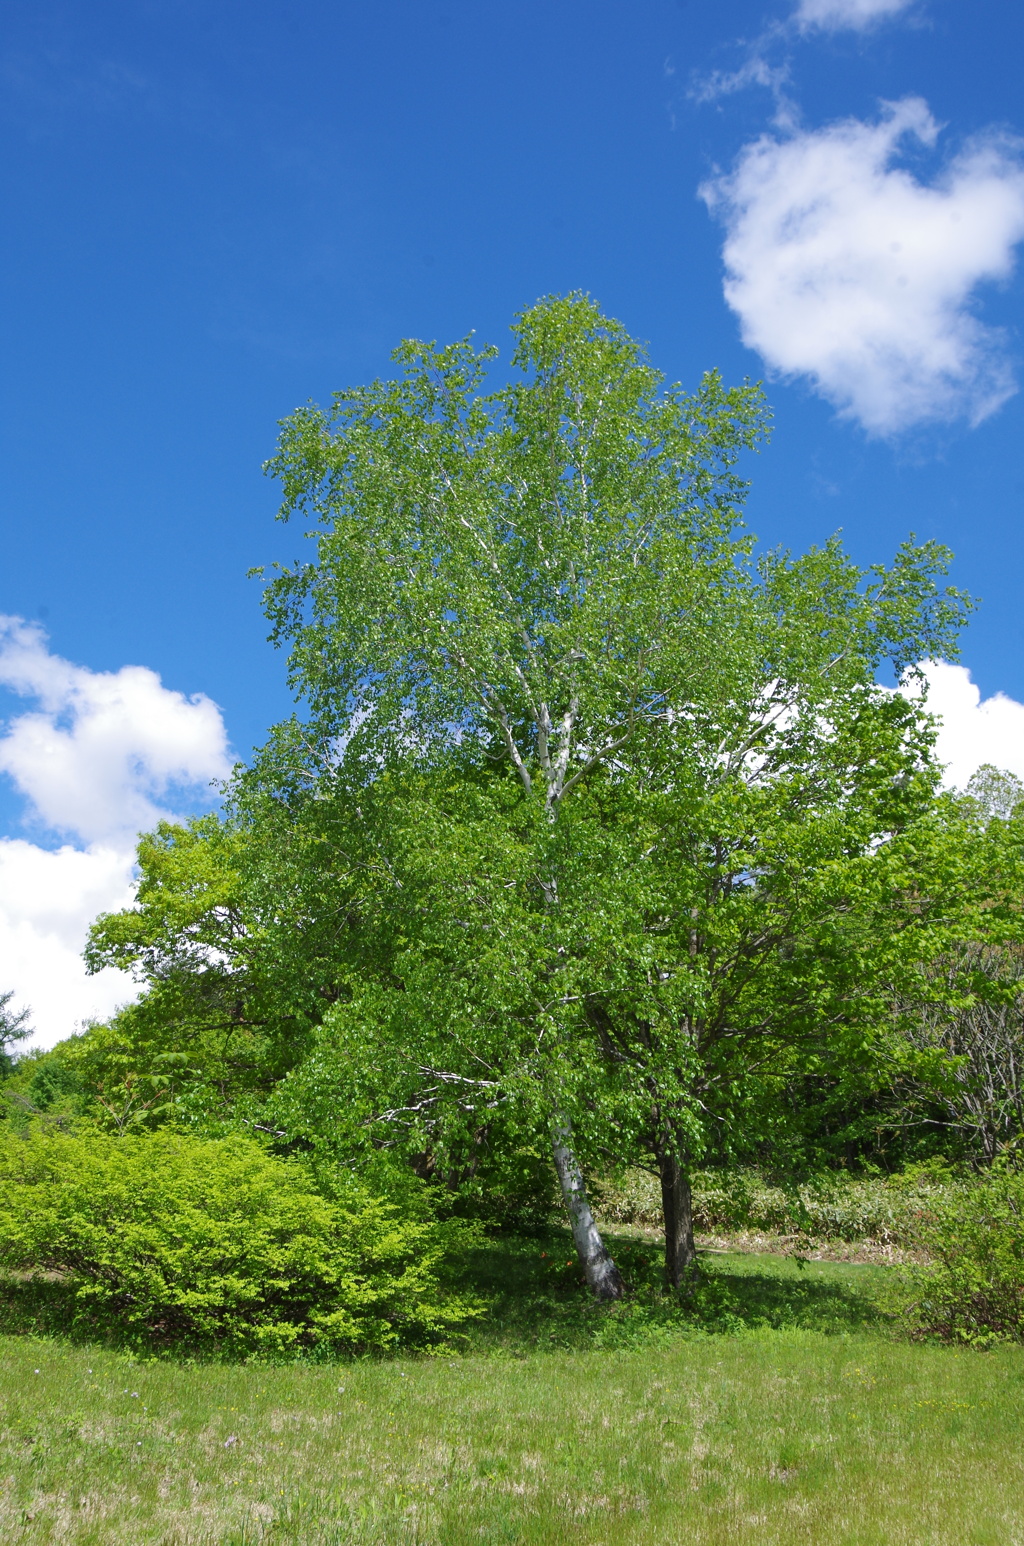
<box><xmin>0</xmin><ymin>1236</ymin><xmax>1021</xmax><ymax>1544</ymax></box>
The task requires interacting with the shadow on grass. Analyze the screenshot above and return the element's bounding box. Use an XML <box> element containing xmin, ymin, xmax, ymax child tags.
<box><xmin>446</xmin><ymin>1225</ymin><xmax>889</xmax><ymax>1354</ymax></box>
<box><xmin>0</xmin><ymin>1226</ymin><xmax>889</xmax><ymax>1362</ymax></box>
<box><xmin>0</xmin><ymin>1274</ymin><xmax>159</xmax><ymax>1354</ymax></box>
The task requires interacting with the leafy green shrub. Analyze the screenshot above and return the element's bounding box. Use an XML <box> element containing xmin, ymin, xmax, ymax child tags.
<box><xmin>0</xmin><ymin>1128</ymin><xmax>479</xmax><ymax>1357</ymax></box>
<box><xmin>902</xmin><ymin>1165</ymin><xmax>1024</xmax><ymax>1344</ymax></box>
<box><xmin>595</xmin><ymin>1163</ymin><xmax>956</xmax><ymax>1246</ymax></box>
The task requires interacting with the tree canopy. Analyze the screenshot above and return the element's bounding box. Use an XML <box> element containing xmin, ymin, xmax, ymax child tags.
<box><xmin>78</xmin><ymin>295</ymin><xmax>991</xmax><ymax>1297</ymax></box>
<box><xmin>239</xmin><ymin>295</ymin><xmax>971</xmax><ymax>1285</ymax></box>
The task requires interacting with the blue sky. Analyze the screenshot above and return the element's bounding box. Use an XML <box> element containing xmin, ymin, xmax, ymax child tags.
<box><xmin>3</xmin><ymin>0</ymin><xmax>1024</xmax><ymax>1042</ymax></box>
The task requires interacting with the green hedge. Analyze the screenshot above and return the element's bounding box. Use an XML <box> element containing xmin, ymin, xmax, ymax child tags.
<box><xmin>0</xmin><ymin>1128</ymin><xmax>478</xmax><ymax>1357</ymax></box>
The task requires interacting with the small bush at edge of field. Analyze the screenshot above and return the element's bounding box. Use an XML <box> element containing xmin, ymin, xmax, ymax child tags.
<box><xmin>898</xmin><ymin>1161</ymin><xmax>1024</xmax><ymax>1344</ymax></box>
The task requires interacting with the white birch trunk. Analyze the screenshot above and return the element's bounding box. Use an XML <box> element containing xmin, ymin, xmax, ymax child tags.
<box><xmin>551</xmin><ymin>1122</ymin><xmax>624</xmax><ymax>1301</ymax></box>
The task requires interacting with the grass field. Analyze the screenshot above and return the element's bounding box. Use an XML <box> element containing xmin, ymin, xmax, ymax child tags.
<box><xmin>0</xmin><ymin>1232</ymin><xmax>1021</xmax><ymax>1544</ymax></box>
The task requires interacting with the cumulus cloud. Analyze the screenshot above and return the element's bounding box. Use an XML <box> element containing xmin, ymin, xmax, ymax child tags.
<box><xmin>794</xmin><ymin>0</ymin><xmax>915</xmax><ymax>31</ymax></box>
<box><xmin>0</xmin><ymin>618</ymin><xmax>232</xmax><ymax>1048</ymax></box>
<box><xmin>0</xmin><ymin>617</ymin><xmax>230</xmax><ymax>843</ymax></box>
<box><xmin>0</xmin><ymin>841</ymin><xmax>138</xmax><ymax>1048</ymax></box>
<box><xmin>907</xmin><ymin>660</ymin><xmax>1024</xmax><ymax>792</ymax></box>
<box><xmin>701</xmin><ymin>99</ymin><xmax>1024</xmax><ymax>435</ymax></box>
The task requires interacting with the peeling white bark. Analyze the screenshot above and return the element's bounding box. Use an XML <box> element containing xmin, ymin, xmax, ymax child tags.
<box><xmin>551</xmin><ymin>1123</ymin><xmax>624</xmax><ymax>1301</ymax></box>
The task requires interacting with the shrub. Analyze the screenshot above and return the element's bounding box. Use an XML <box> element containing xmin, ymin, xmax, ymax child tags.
<box><xmin>0</xmin><ymin>1128</ymin><xmax>479</xmax><ymax>1357</ymax></box>
<box><xmin>902</xmin><ymin>1165</ymin><xmax>1024</xmax><ymax>1345</ymax></box>
<box><xmin>595</xmin><ymin>1162</ymin><xmax>956</xmax><ymax>1246</ymax></box>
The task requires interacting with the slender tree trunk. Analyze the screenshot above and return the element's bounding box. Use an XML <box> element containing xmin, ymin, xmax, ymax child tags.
<box><xmin>551</xmin><ymin>1122</ymin><xmax>624</xmax><ymax>1301</ymax></box>
<box><xmin>657</xmin><ymin>1146</ymin><xmax>697</xmax><ymax>1289</ymax></box>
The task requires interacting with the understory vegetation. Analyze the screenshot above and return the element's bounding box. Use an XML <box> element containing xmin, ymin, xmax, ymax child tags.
<box><xmin>594</xmin><ymin>1162</ymin><xmax>959</xmax><ymax>1249</ymax></box>
<box><xmin>0</xmin><ymin>1129</ymin><xmax>480</xmax><ymax>1359</ymax></box>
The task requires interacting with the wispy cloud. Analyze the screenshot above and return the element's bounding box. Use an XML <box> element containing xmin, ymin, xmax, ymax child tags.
<box><xmin>0</xmin><ymin>618</ymin><xmax>232</xmax><ymax>1048</ymax></box>
<box><xmin>691</xmin><ymin>0</ymin><xmax>918</xmax><ymax>113</ymax></box>
<box><xmin>794</xmin><ymin>0</ymin><xmax>916</xmax><ymax>32</ymax></box>
<box><xmin>701</xmin><ymin>100</ymin><xmax>1024</xmax><ymax>435</ymax></box>
<box><xmin>688</xmin><ymin>36</ymin><xmax>795</xmax><ymax>123</ymax></box>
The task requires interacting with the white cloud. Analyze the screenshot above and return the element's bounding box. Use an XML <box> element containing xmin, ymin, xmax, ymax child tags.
<box><xmin>0</xmin><ymin>841</ymin><xmax>138</xmax><ymax>1047</ymax></box>
<box><xmin>0</xmin><ymin>617</ymin><xmax>230</xmax><ymax>844</ymax></box>
<box><xmin>701</xmin><ymin>99</ymin><xmax>1024</xmax><ymax>435</ymax></box>
<box><xmin>0</xmin><ymin>618</ymin><xmax>232</xmax><ymax>1049</ymax></box>
<box><xmin>905</xmin><ymin>660</ymin><xmax>1024</xmax><ymax>791</ymax></box>
<box><xmin>794</xmin><ymin>0</ymin><xmax>915</xmax><ymax>31</ymax></box>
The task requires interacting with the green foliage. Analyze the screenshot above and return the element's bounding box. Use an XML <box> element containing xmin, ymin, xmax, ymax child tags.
<box><xmin>1</xmin><ymin>1009</ymin><xmax>252</xmax><ymax>1137</ymax></box>
<box><xmin>962</xmin><ymin>762</ymin><xmax>1024</xmax><ymax>822</ymax></box>
<box><xmin>902</xmin><ymin>1163</ymin><xmax>1024</xmax><ymax>1344</ymax></box>
<box><xmin>248</xmin><ymin>291</ymin><xmax>974</xmax><ymax>1265</ymax></box>
<box><xmin>432</xmin><ymin>1143</ymin><xmax>558</xmax><ymax>1234</ymax></box>
<box><xmin>0</xmin><ymin>991</ymin><xmax>32</xmax><ymax>1079</ymax></box>
<box><xmin>84</xmin><ymin>815</ymin><xmax>329</xmax><ymax>1110</ymax></box>
<box><xmin>0</xmin><ymin>1041</ymin><xmax>88</xmax><ymax>1130</ymax></box>
<box><xmin>22</xmin><ymin>1057</ymin><xmax>85</xmax><ymax>1113</ymax></box>
<box><xmin>0</xmin><ymin>1128</ymin><xmax>478</xmax><ymax>1357</ymax></box>
<box><xmin>260</xmin><ymin>294</ymin><xmax>771</xmax><ymax>764</ymax></box>
<box><xmin>71</xmin><ymin>295</ymin><xmax>992</xmax><ymax>1284</ymax></box>
<box><xmin>877</xmin><ymin>791</ymin><xmax>1024</xmax><ymax>1164</ymax></box>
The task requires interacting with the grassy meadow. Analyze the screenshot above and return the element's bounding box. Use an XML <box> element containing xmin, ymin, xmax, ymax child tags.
<box><xmin>0</xmin><ymin>1230</ymin><xmax>1022</xmax><ymax>1545</ymax></box>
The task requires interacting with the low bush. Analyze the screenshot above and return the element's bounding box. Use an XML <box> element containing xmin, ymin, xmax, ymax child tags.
<box><xmin>0</xmin><ymin>1127</ymin><xmax>479</xmax><ymax>1357</ymax></box>
<box><xmin>902</xmin><ymin>1164</ymin><xmax>1024</xmax><ymax>1344</ymax></box>
<box><xmin>595</xmin><ymin>1162</ymin><xmax>957</xmax><ymax>1246</ymax></box>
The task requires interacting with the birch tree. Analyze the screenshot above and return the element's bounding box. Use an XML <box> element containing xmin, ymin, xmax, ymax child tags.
<box><xmin>259</xmin><ymin>294</ymin><xmax>766</xmax><ymax>1293</ymax></box>
<box><xmin>258</xmin><ymin>293</ymin><xmax>970</xmax><ymax>1291</ymax></box>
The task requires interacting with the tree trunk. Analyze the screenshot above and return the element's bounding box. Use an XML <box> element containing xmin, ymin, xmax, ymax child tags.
<box><xmin>658</xmin><ymin>1147</ymin><xmax>697</xmax><ymax>1289</ymax></box>
<box><xmin>551</xmin><ymin>1123</ymin><xmax>624</xmax><ymax>1301</ymax></box>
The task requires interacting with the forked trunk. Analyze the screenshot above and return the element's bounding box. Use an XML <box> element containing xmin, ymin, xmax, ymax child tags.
<box><xmin>551</xmin><ymin>1124</ymin><xmax>624</xmax><ymax>1301</ymax></box>
<box><xmin>658</xmin><ymin>1147</ymin><xmax>697</xmax><ymax>1289</ymax></box>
